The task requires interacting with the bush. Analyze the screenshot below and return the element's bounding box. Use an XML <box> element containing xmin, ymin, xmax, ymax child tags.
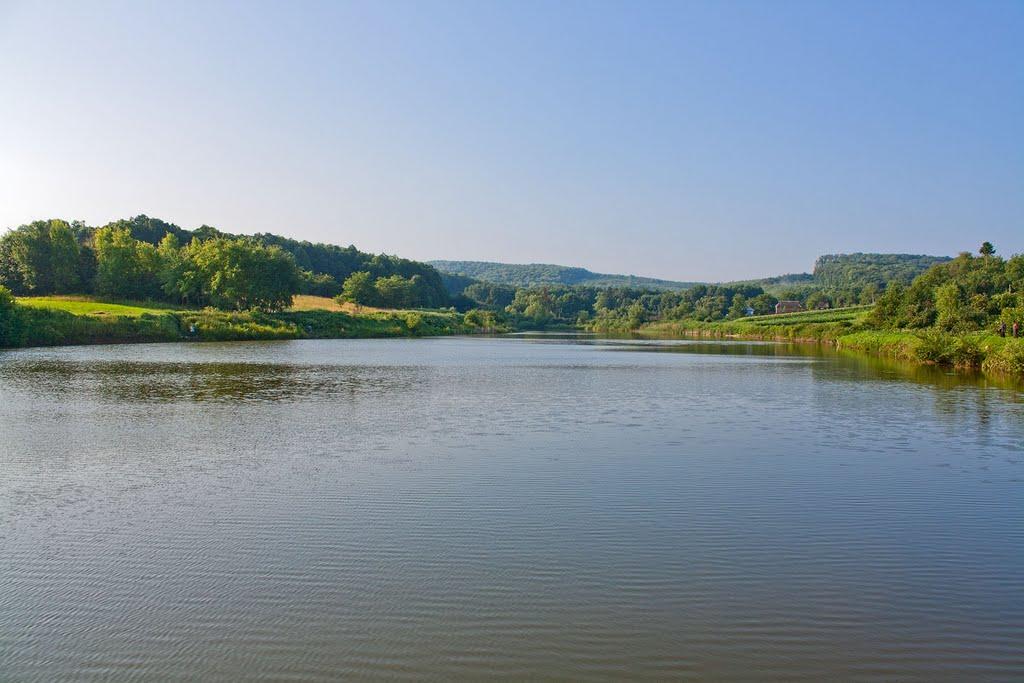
<box><xmin>949</xmin><ymin>335</ymin><xmax>984</xmax><ymax>368</ymax></box>
<box><xmin>982</xmin><ymin>339</ymin><xmax>1024</xmax><ymax>376</ymax></box>
<box><xmin>914</xmin><ymin>329</ymin><xmax>953</xmax><ymax>364</ymax></box>
<box><xmin>404</xmin><ymin>312</ymin><xmax>423</xmax><ymax>333</ymax></box>
<box><xmin>0</xmin><ymin>285</ymin><xmax>25</xmax><ymax>347</ymax></box>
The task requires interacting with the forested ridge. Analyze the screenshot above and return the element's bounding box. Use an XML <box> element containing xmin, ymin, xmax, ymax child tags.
<box><xmin>0</xmin><ymin>215</ymin><xmax>449</xmax><ymax>310</ymax></box>
<box><xmin>432</xmin><ymin>253</ymin><xmax>949</xmax><ymax>297</ymax></box>
<box><xmin>430</xmin><ymin>260</ymin><xmax>701</xmax><ymax>290</ymax></box>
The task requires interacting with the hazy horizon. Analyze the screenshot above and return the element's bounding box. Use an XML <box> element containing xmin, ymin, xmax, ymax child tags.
<box><xmin>1</xmin><ymin>1</ymin><xmax>1021</xmax><ymax>280</ymax></box>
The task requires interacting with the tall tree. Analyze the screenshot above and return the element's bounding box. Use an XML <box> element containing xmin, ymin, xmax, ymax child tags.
<box><xmin>48</xmin><ymin>221</ymin><xmax>80</xmax><ymax>293</ymax></box>
<box><xmin>340</xmin><ymin>271</ymin><xmax>377</xmax><ymax>306</ymax></box>
<box><xmin>188</xmin><ymin>238</ymin><xmax>300</xmax><ymax>311</ymax></box>
<box><xmin>93</xmin><ymin>226</ymin><xmax>161</xmax><ymax>299</ymax></box>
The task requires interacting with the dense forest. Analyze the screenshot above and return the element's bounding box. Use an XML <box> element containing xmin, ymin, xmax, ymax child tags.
<box><xmin>813</xmin><ymin>253</ymin><xmax>951</xmax><ymax>289</ymax></box>
<box><xmin>0</xmin><ymin>216</ymin><xmax>449</xmax><ymax>311</ymax></box>
<box><xmin>869</xmin><ymin>246</ymin><xmax>1023</xmax><ymax>332</ymax></box>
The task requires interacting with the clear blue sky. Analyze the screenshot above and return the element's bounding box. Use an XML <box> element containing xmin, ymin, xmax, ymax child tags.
<box><xmin>0</xmin><ymin>0</ymin><xmax>1020</xmax><ymax>280</ymax></box>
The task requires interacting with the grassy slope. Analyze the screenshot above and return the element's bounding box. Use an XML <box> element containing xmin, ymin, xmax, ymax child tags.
<box><xmin>290</xmin><ymin>295</ymin><xmax>376</xmax><ymax>313</ymax></box>
<box><xmin>6</xmin><ymin>296</ymin><xmax>486</xmax><ymax>348</ymax></box>
<box><xmin>17</xmin><ymin>296</ymin><xmax>184</xmax><ymax>317</ymax></box>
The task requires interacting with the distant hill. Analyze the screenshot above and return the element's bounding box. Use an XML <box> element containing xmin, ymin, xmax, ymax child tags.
<box><xmin>433</xmin><ymin>252</ymin><xmax>951</xmax><ymax>295</ymax></box>
<box><xmin>429</xmin><ymin>260</ymin><xmax>700</xmax><ymax>291</ymax></box>
<box><xmin>723</xmin><ymin>272</ymin><xmax>815</xmax><ymax>289</ymax></box>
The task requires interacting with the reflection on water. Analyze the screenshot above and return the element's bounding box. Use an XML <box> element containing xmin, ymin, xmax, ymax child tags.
<box><xmin>1</xmin><ymin>336</ymin><xmax>1022</xmax><ymax>681</ymax></box>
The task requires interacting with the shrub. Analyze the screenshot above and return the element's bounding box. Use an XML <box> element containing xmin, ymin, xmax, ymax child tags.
<box><xmin>949</xmin><ymin>335</ymin><xmax>984</xmax><ymax>368</ymax></box>
<box><xmin>914</xmin><ymin>329</ymin><xmax>953</xmax><ymax>364</ymax></box>
<box><xmin>982</xmin><ymin>339</ymin><xmax>1024</xmax><ymax>376</ymax></box>
<box><xmin>0</xmin><ymin>285</ymin><xmax>25</xmax><ymax>347</ymax></box>
<box><xmin>404</xmin><ymin>312</ymin><xmax>423</xmax><ymax>333</ymax></box>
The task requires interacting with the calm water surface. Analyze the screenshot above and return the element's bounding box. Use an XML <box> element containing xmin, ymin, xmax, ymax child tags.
<box><xmin>1</xmin><ymin>335</ymin><xmax>1023</xmax><ymax>681</ymax></box>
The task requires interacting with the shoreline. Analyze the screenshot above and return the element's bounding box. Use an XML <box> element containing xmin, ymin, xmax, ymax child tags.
<box><xmin>632</xmin><ymin>320</ymin><xmax>1024</xmax><ymax>379</ymax></box>
<box><xmin>5</xmin><ymin>303</ymin><xmax>1022</xmax><ymax>382</ymax></box>
<box><xmin>1</xmin><ymin>305</ymin><xmax>495</xmax><ymax>350</ymax></box>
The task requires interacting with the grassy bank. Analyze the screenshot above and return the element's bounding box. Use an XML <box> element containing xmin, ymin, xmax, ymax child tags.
<box><xmin>636</xmin><ymin>306</ymin><xmax>1024</xmax><ymax>378</ymax></box>
<box><xmin>638</xmin><ymin>306</ymin><xmax>872</xmax><ymax>343</ymax></box>
<box><xmin>1</xmin><ymin>295</ymin><xmax>499</xmax><ymax>348</ymax></box>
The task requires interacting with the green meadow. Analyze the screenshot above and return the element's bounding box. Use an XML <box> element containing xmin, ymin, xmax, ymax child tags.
<box><xmin>2</xmin><ymin>295</ymin><xmax>493</xmax><ymax>348</ymax></box>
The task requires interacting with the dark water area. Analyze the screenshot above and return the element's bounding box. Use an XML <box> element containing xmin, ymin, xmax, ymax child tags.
<box><xmin>1</xmin><ymin>335</ymin><xmax>1023</xmax><ymax>680</ymax></box>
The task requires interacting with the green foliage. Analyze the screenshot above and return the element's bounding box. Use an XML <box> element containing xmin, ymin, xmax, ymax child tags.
<box><xmin>93</xmin><ymin>226</ymin><xmax>162</xmax><ymax>299</ymax></box>
<box><xmin>0</xmin><ymin>285</ymin><xmax>25</xmax><ymax>346</ymax></box>
<box><xmin>508</xmin><ymin>282</ymin><xmax>772</xmax><ymax>331</ymax></box>
<box><xmin>103</xmin><ymin>214</ymin><xmax>193</xmax><ymax>246</ymax></box>
<box><xmin>463</xmin><ymin>308</ymin><xmax>507</xmax><ymax>330</ymax></box>
<box><xmin>869</xmin><ymin>250</ymin><xmax>1021</xmax><ymax>332</ymax></box>
<box><xmin>4</xmin><ymin>295</ymin><xmax>487</xmax><ymax>348</ymax></box>
<box><xmin>15</xmin><ymin>306</ymin><xmax>182</xmax><ymax>347</ymax></box>
<box><xmin>339</xmin><ymin>271</ymin><xmax>376</xmax><ymax>306</ymax></box>
<box><xmin>336</xmin><ymin>271</ymin><xmax>437</xmax><ymax>310</ymax></box>
<box><xmin>0</xmin><ymin>220</ymin><xmax>84</xmax><ymax>294</ymax></box>
<box><xmin>47</xmin><ymin>221</ymin><xmax>81</xmax><ymax>293</ymax></box>
<box><xmin>374</xmin><ymin>274</ymin><xmax>417</xmax><ymax>308</ymax></box>
<box><xmin>157</xmin><ymin>233</ymin><xmax>190</xmax><ymax>301</ymax></box>
<box><xmin>404</xmin><ymin>312</ymin><xmax>423</xmax><ymax>333</ymax></box>
<box><xmin>2</xmin><ymin>214</ymin><xmax>449</xmax><ymax>310</ymax></box>
<box><xmin>727</xmin><ymin>295</ymin><xmax>748</xmax><ymax>320</ymax></box>
<box><xmin>186</xmin><ymin>238</ymin><xmax>300</xmax><ymax>311</ymax></box>
<box><xmin>256</xmin><ymin>233</ymin><xmax>448</xmax><ymax>307</ymax></box>
<box><xmin>461</xmin><ymin>282</ymin><xmax>516</xmax><ymax>310</ymax></box>
<box><xmin>983</xmin><ymin>339</ymin><xmax>1024</xmax><ymax>375</ymax></box>
<box><xmin>740</xmin><ymin>306</ymin><xmax>870</xmax><ymax>327</ymax></box>
<box><xmin>299</xmin><ymin>270</ymin><xmax>342</xmax><ymax>297</ymax></box>
<box><xmin>16</xmin><ymin>296</ymin><xmax>182</xmax><ymax>316</ymax></box>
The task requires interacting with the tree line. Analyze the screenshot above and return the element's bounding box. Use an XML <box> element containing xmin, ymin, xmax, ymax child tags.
<box><xmin>0</xmin><ymin>216</ymin><xmax>451</xmax><ymax>311</ymax></box>
<box><xmin>460</xmin><ymin>282</ymin><xmax>780</xmax><ymax>329</ymax></box>
<box><xmin>439</xmin><ymin>244</ymin><xmax>1019</xmax><ymax>332</ymax></box>
<box><xmin>869</xmin><ymin>244</ymin><xmax>1024</xmax><ymax>332</ymax></box>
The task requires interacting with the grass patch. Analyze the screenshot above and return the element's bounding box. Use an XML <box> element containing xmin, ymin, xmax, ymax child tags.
<box><xmin>289</xmin><ymin>295</ymin><xmax>356</xmax><ymax>313</ymax></box>
<box><xmin>740</xmin><ymin>305</ymin><xmax>872</xmax><ymax>327</ymax></box>
<box><xmin>16</xmin><ymin>295</ymin><xmax>183</xmax><ymax>317</ymax></box>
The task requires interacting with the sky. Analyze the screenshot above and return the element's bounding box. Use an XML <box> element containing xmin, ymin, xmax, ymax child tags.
<box><xmin>0</xmin><ymin>1</ymin><xmax>1021</xmax><ymax>281</ymax></box>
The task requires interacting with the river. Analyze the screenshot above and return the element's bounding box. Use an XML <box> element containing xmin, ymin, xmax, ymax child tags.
<box><xmin>2</xmin><ymin>335</ymin><xmax>1022</xmax><ymax>680</ymax></box>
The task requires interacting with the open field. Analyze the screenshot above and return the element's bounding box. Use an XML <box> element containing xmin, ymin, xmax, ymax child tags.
<box><xmin>288</xmin><ymin>295</ymin><xmax>448</xmax><ymax>316</ymax></box>
<box><xmin>19</xmin><ymin>294</ymin><xmax>427</xmax><ymax>317</ymax></box>
<box><xmin>638</xmin><ymin>305</ymin><xmax>874</xmax><ymax>342</ymax></box>
<box><xmin>16</xmin><ymin>296</ymin><xmax>183</xmax><ymax>317</ymax></box>
<box><xmin>289</xmin><ymin>295</ymin><xmax>357</xmax><ymax>313</ymax></box>
<box><xmin>741</xmin><ymin>305</ymin><xmax>873</xmax><ymax>327</ymax></box>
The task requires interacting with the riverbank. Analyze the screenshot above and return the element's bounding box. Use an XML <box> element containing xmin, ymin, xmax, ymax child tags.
<box><xmin>637</xmin><ymin>316</ymin><xmax>1024</xmax><ymax>378</ymax></box>
<box><xmin>5</xmin><ymin>296</ymin><xmax>1023</xmax><ymax>379</ymax></box>
<box><xmin>1</xmin><ymin>295</ymin><xmax>500</xmax><ymax>349</ymax></box>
